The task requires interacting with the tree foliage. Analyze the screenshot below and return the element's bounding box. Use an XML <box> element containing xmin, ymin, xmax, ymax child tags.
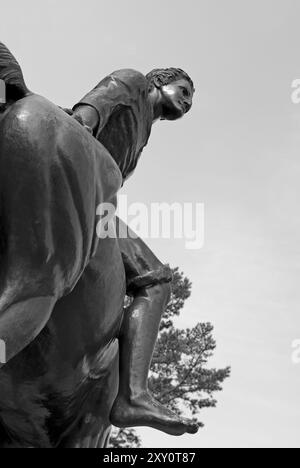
<box><xmin>110</xmin><ymin>268</ymin><xmax>230</xmax><ymax>447</ymax></box>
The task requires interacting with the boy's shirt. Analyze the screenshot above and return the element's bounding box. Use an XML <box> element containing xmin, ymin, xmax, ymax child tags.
<box><xmin>73</xmin><ymin>69</ymin><xmax>153</xmax><ymax>181</ymax></box>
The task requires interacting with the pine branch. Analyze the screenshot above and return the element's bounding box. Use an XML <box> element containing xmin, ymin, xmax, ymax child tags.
<box><xmin>159</xmin><ymin>351</ymin><xmax>203</xmax><ymax>401</ymax></box>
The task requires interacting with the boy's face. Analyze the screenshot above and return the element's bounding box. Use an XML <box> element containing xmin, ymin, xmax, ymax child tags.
<box><xmin>159</xmin><ymin>79</ymin><xmax>194</xmax><ymax>121</ymax></box>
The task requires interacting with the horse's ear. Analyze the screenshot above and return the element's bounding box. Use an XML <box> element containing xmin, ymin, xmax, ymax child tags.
<box><xmin>0</xmin><ymin>42</ymin><xmax>30</xmax><ymax>103</ymax></box>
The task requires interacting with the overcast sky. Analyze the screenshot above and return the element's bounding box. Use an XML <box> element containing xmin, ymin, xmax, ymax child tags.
<box><xmin>2</xmin><ymin>0</ymin><xmax>300</xmax><ymax>448</ymax></box>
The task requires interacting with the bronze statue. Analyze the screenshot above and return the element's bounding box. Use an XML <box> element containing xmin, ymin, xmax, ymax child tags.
<box><xmin>0</xmin><ymin>42</ymin><xmax>197</xmax><ymax>448</ymax></box>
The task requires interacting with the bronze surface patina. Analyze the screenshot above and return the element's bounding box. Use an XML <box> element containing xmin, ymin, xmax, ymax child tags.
<box><xmin>0</xmin><ymin>42</ymin><xmax>197</xmax><ymax>448</ymax></box>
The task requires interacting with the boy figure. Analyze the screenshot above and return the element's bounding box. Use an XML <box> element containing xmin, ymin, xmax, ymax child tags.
<box><xmin>69</xmin><ymin>67</ymin><xmax>198</xmax><ymax>435</ymax></box>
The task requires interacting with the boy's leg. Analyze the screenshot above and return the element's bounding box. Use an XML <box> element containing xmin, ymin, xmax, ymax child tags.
<box><xmin>110</xmin><ymin>218</ymin><xmax>199</xmax><ymax>435</ymax></box>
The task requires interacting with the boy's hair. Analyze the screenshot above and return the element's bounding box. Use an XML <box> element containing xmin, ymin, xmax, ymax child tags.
<box><xmin>146</xmin><ymin>68</ymin><xmax>195</xmax><ymax>92</ymax></box>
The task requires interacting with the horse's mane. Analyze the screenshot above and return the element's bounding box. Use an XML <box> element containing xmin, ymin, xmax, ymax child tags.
<box><xmin>0</xmin><ymin>42</ymin><xmax>29</xmax><ymax>103</ymax></box>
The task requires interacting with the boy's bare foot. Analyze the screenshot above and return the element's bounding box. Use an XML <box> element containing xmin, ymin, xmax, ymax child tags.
<box><xmin>110</xmin><ymin>392</ymin><xmax>199</xmax><ymax>436</ymax></box>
